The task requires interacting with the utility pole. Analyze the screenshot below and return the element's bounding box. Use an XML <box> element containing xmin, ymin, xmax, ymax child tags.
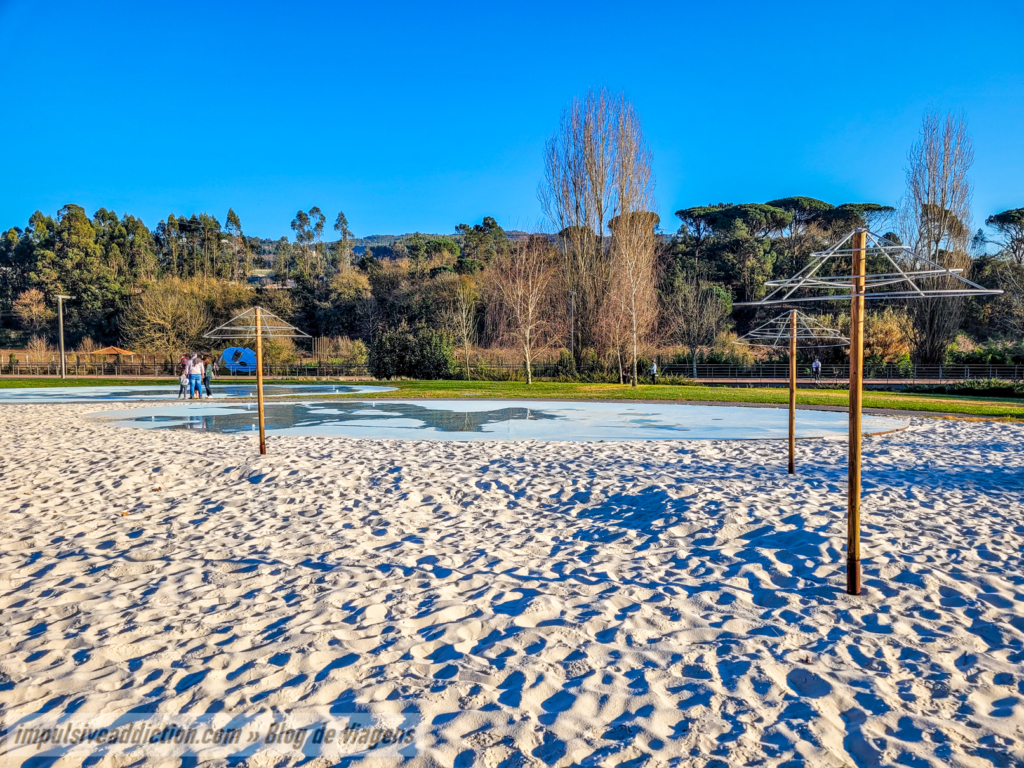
<box><xmin>56</xmin><ymin>295</ymin><xmax>74</xmax><ymax>380</ymax></box>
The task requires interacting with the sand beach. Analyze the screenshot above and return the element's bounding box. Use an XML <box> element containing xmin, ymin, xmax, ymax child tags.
<box><xmin>1</xmin><ymin>402</ymin><xmax>1022</xmax><ymax>766</ymax></box>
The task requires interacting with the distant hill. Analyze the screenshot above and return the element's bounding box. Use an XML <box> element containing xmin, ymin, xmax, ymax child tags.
<box><xmin>256</xmin><ymin>231</ymin><xmax>539</xmax><ymax>257</ymax></box>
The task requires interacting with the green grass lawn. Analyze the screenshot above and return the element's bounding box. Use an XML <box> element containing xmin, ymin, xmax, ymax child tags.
<box><xmin>2</xmin><ymin>376</ymin><xmax>1022</xmax><ymax>419</ymax></box>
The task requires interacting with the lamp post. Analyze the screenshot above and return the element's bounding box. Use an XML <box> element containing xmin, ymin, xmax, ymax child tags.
<box><xmin>55</xmin><ymin>295</ymin><xmax>74</xmax><ymax>379</ymax></box>
<box><xmin>569</xmin><ymin>291</ymin><xmax>576</xmax><ymax>363</ymax></box>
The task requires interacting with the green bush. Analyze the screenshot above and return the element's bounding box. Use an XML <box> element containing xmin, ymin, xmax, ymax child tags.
<box><xmin>368</xmin><ymin>327</ymin><xmax>456</xmax><ymax>380</ymax></box>
<box><xmin>553</xmin><ymin>349</ymin><xmax>578</xmax><ymax>381</ymax></box>
<box><xmin>946</xmin><ymin>340</ymin><xmax>1024</xmax><ymax>365</ymax></box>
<box><xmin>657</xmin><ymin>374</ymin><xmax>697</xmax><ymax>386</ymax></box>
<box><xmin>415</xmin><ymin>328</ymin><xmax>458</xmax><ymax>380</ymax></box>
<box><xmin>903</xmin><ymin>378</ymin><xmax>1024</xmax><ymax>398</ymax></box>
<box><xmin>470</xmin><ymin>362</ymin><xmax>521</xmax><ymax>381</ymax></box>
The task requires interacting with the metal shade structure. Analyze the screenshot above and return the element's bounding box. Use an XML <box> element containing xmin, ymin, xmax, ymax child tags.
<box><xmin>734</xmin><ymin>229</ymin><xmax>1002</xmax><ymax>596</ymax></box>
<box><xmin>204</xmin><ymin>307</ymin><xmax>309</xmax><ymax>455</ymax></box>
<box><xmin>734</xmin><ymin>310</ymin><xmax>847</xmax><ymax>474</ymax></box>
<box><xmin>205</xmin><ymin>307</ymin><xmax>312</xmax><ymax>340</ymax></box>
<box><xmin>734</xmin><ymin>311</ymin><xmax>848</xmax><ymax>348</ymax></box>
<box><xmin>737</xmin><ymin>229</ymin><xmax>1003</xmax><ymax>307</ymax></box>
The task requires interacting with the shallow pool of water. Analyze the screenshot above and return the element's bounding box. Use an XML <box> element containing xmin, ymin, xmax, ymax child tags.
<box><xmin>87</xmin><ymin>399</ymin><xmax>905</xmax><ymax>441</ymax></box>
<box><xmin>0</xmin><ymin>383</ymin><xmax>394</xmax><ymax>403</ymax></box>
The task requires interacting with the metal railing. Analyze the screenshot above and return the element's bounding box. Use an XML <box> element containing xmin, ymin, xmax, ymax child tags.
<box><xmin>659</xmin><ymin>363</ymin><xmax>1024</xmax><ymax>382</ymax></box>
<box><xmin>0</xmin><ymin>361</ymin><xmax>371</xmax><ymax>378</ymax></box>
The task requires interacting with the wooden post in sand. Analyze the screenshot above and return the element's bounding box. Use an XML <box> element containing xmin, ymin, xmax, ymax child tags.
<box><xmin>205</xmin><ymin>306</ymin><xmax>307</xmax><ymax>457</ymax></box>
<box><xmin>847</xmin><ymin>230</ymin><xmax>867</xmax><ymax>595</ymax></box>
<box><xmin>788</xmin><ymin>309</ymin><xmax>797</xmax><ymax>474</ymax></box>
<box><xmin>255</xmin><ymin>307</ymin><xmax>267</xmax><ymax>456</ymax></box>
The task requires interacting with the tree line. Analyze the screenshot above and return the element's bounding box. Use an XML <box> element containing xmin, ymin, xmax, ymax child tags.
<box><xmin>2</xmin><ymin>90</ymin><xmax>1022</xmax><ymax>381</ymax></box>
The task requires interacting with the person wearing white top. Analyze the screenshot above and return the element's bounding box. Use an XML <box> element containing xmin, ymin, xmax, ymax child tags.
<box><xmin>187</xmin><ymin>353</ymin><xmax>204</xmax><ymax>399</ymax></box>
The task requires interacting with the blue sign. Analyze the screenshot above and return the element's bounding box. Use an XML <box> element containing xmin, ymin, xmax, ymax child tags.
<box><xmin>220</xmin><ymin>347</ymin><xmax>258</xmax><ymax>373</ymax></box>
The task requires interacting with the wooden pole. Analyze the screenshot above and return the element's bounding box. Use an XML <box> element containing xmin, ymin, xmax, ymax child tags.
<box><xmin>789</xmin><ymin>309</ymin><xmax>796</xmax><ymax>474</ymax></box>
<box><xmin>255</xmin><ymin>307</ymin><xmax>267</xmax><ymax>455</ymax></box>
<box><xmin>58</xmin><ymin>297</ymin><xmax>66</xmax><ymax>380</ymax></box>
<box><xmin>847</xmin><ymin>230</ymin><xmax>867</xmax><ymax>595</ymax></box>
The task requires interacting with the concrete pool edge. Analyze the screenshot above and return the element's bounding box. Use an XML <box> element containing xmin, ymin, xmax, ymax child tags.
<box><xmin>0</xmin><ymin>384</ymin><xmax>397</xmax><ymax>404</ymax></box>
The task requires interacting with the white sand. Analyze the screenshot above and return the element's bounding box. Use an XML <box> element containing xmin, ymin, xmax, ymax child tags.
<box><xmin>1</xmin><ymin>402</ymin><xmax>1022</xmax><ymax>767</ymax></box>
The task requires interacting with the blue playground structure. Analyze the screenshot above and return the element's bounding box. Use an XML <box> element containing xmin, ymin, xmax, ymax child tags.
<box><xmin>219</xmin><ymin>346</ymin><xmax>258</xmax><ymax>373</ymax></box>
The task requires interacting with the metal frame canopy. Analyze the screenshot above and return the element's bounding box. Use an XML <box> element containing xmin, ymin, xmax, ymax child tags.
<box><xmin>204</xmin><ymin>307</ymin><xmax>311</xmax><ymax>341</ymax></box>
<box><xmin>204</xmin><ymin>307</ymin><xmax>309</xmax><ymax>455</ymax></box>
<box><xmin>733</xmin><ymin>310</ymin><xmax>848</xmax><ymax>348</ymax></box>
<box><xmin>732</xmin><ymin>229</ymin><xmax>1002</xmax><ymax>597</ymax></box>
<box><xmin>736</xmin><ymin>228</ymin><xmax>1002</xmax><ymax>307</ymax></box>
<box><xmin>733</xmin><ymin>310</ymin><xmax>847</xmax><ymax>475</ymax></box>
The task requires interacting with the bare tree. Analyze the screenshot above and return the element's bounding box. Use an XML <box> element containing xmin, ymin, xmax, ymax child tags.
<box><xmin>443</xmin><ymin>274</ymin><xmax>479</xmax><ymax>380</ymax></box>
<box><xmin>898</xmin><ymin>112</ymin><xmax>975</xmax><ymax>364</ymax></box>
<box><xmin>13</xmin><ymin>289</ymin><xmax>54</xmax><ymax>332</ymax></box>
<box><xmin>607</xmin><ymin>99</ymin><xmax>659</xmax><ymax>386</ymax></box>
<box><xmin>668</xmin><ymin>271</ymin><xmax>732</xmax><ymax>377</ymax></box>
<box><xmin>491</xmin><ymin>236</ymin><xmax>556</xmax><ymax>384</ymax></box>
<box><xmin>539</xmin><ymin>88</ymin><xmax>618</xmax><ymax>361</ymax></box>
<box><xmin>541</xmin><ymin>89</ymin><xmax>659</xmax><ymax>384</ymax></box>
<box><xmin>596</xmin><ymin>266</ymin><xmax>632</xmax><ymax>383</ymax></box>
<box><xmin>122</xmin><ymin>279</ymin><xmax>212</xmax><ymax>359</ymax></box>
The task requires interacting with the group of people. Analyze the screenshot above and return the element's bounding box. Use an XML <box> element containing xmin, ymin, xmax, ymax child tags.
<box><xmin>178</xmin><ymin>353</ymin><xmax>216</xmax><ymax>399</ymax></box>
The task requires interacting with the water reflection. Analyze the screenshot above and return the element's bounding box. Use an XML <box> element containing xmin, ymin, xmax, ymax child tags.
<box><xmin>122</xmin><ymin>402</ymin><xmax>561</xmax><ymax>433</ymax></box>
<box><xmin>90</xmin><ymin>399</ymin><xmax>906</xmax><ymax>441</ymax></box>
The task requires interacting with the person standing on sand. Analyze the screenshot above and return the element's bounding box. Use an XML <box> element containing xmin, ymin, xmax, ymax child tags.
<box><xmin>203</xmin><ymin>355</ymin><xmax>214</xmax><ymax>397</ymax></box>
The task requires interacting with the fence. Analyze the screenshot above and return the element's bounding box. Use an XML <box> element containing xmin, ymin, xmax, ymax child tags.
<box><xmin>2</xmin><ymin>359</ymin><xmax>1023</xmax><ymax>383</ymax></box>
<box><xmin>659</xmin><ymin>363</ymin><xmax>1024</xmax><ymax>383</ymax></box>
<box><xmin>0</xmin><ymin>360</ymin><xmax>371</xmax><ymax>378</ymax></box>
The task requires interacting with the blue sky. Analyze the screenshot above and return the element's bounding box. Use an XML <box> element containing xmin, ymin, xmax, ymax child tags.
<box><xmin>1</xmin><ymin>0</ymin><xmax>1021</xmax><ymax>240</ymax></box>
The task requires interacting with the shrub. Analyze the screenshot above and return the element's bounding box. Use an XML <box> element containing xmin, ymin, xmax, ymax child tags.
<box><xmin>261</xmin><ymin>337</ymin><xmax>298</xmax><ymax>366</ymax></box>
<box><xmin>26</xmin><ymin>335</ymin><xmax>52</xmax><ymax>362</ymax></box>
<box><xmin>553</xmin><ymin>349</ymin><xmax>578</xmax><ymax>381</ymax></box>
<box><xmin>946</xmin><ymin>339</ymin><xmax>1024</xmax><ymax>365</ymax></box>
<box><xmin>314</xmin><ymin>336</ymin><xmax>368</xmax><ymax>367</ymax></box>
<box><xmin>415</xmin><ymin>328</ymin><xmax>458</xmax><ymax>380</ymax></box>
<box><xmin>657</xmin><ymin>374</ymin><xmax>696</xmax><ymax>386</ymax></box>
<box><xmin>368</xmin><ymin>327</ymin><xmax>456</xmax><ymax>380</ymax></box>
<box><xmin>904</xmin><ymin>378</ymin><xmax>1024</xmax><ymax>398</ymax></box>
